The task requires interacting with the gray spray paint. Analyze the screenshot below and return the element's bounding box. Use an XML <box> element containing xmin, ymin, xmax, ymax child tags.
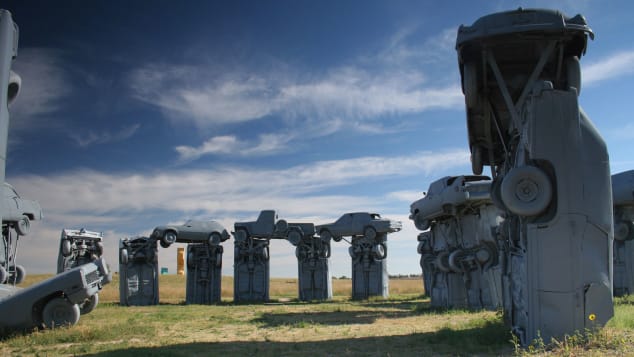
<box><xmin>456</xmin><ymin>8</ymin><xmax>613</xmax><ymax>345</ymax></box>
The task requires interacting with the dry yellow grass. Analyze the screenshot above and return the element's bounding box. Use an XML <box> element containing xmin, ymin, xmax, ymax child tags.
<box><xmin>22</xmin><ymin>273</ymin><xmax>424</xmax><ymax>303</ymax></box>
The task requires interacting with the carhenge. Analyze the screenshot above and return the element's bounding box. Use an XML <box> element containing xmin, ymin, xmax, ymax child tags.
<box><xmin>455</xmin><ymin>8</ymin><xmax>613</xmax><ymax>345</ymax></box>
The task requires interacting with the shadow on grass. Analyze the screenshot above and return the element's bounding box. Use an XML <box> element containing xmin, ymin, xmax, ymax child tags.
<box><xmin>251</xmin><ymin>300</ymin><xmax>496</xmax><ymax>328</ymax></box>
<box><xmin>82</xmin><ymin>321</ymin><xmax>513</xmax><ymax>357</ymax></box>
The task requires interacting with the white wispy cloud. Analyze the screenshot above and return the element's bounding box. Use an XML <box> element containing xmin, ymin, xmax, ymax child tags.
<box><xmin>10</xmin><ymin>48</ymin><xmax>72</xmax><ymax>130</ymax></box>
<box><xmin>127</xmin><ymin>26</ymin><xmax>465</xmax><ymax>132</ymax></box>
<box><xmin>583</xmin><ymin>50</ymin><xmax>634</xmax><ymax>85</ymax></box>
<box><xmin>11</xmin><ymin>149</ymin><xmax>469</xmax><ymax>224</ymax></box>
<box><xmin>175</xmin><ymin>133</ymin><xmax>292</xmax><ymax>161</ymax></box>
<box><xmin>69</xmin><ymin>124</ymin><xmax>141</xmax><ymax>147</ymax></box>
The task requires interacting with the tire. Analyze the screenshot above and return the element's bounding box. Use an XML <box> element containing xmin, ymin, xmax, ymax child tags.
<box><xmin>42</xmin><ymin>297</ymin><xmax>81</xmax><ymax>328</ymax></box>
<box><xmin>163</xmin><ymin>231</ymin><xmax>177</xmax><ymax>245</ymax></box>
<box><xmin>463</xmin><ymin>62</ymin><xmax>478</xmax><ymax>108</ymax></box>
<box><xmin>500</xmin><ymin>166</ymin><xmax>553</xmax><ymax>216</ymax></box>
<box><xmin>372</xmin><ymin>242</ymin><xmax>387</xmax><ymax>260</ymax></box>
<box><xmin>159</xmin><ymin>240</ymin><xmax>171</xmax><ymax>249</ymax></box>
<box><xmin>287</xmin><ymin>228</ymin><xmax>302</xmax><ymax>246</ymax></box>
<box><xmin>320</xmin><ymin>230</ymin><xmax>333</xmax><ymax>241</ymax></box>
<box><xmin>435</xmin><ymin>252</ymin><xmax>451</xmax><ymax>273</ymax></box>
<box><xmin>0</xmin><ymin>266</ymin><xmax>7</xmax><ymax>284</ymax></box>
<box><xmin>321</xmin><ymin>243</ymin><xmax>331</xmax><ymax>259</ymax></box>
<box><xmin>15</xmin><ymin>216</ymin><xmax>30</xmax><ymax>236</ymax></box>
<box><xmin>475</xmin><ymin>248</ymin><xmax>491</xmax><ymax>264</ymax></box>
<box><xmin>471</xmin><ymin>145</ymin><xmax>483</xmax><ymax>175</ymax></box>
<box><xmin>95</xmin><ymin>242</ymin><xmax>104</xmax><ymax>256</ymax></box>
<box><xmin>275</xmin><ymin>219</ymin><xmax>288</xmax><ymax>233</ymax></box>
<box><xmin>348</xmin><ymin>246</ymin><xmax>356</xmax><ymax>258</ymax></box>
<box><xmin>615</xmin><ymin>221</ymin><xmax>633</xmax><ymax>241</ymax></box>
<box><xmin>448</xmin><ymin>250</ymin><xmax>465</xmax><ymax>273</ymax></box>
<box><xmin>10</xmin><ymin>264</ymin><xmax>26</xmax><ymax>284</ymax></box>
<box><xmin>417</xmin><ymin>242</ymin><xmax>425</xmax><ymax>255</ymax></box>
<box><xmin>209</xmin><ymin>232</ymin><xmax>222</xmax><ymax>246</ymax></box>
<box><xmin>566</xmin><ymin>56</ymin><xmax>581</xmax><ymax>95</ymax></box>
<box><xmin>120</xmin><ymin>249</ymin><xmax>128</xmax><ymax>265</ymax></box>
<box><xmin>261</xmin><ymin>246</ymin><xmax>269</xmax><ymax>261</ymax></box>
<box><xmin>295</xmin><ymin>246</ymin><xmax>306</xmax><ymax>260</ymax></box>
<box><xmin>364</xmin><ymin>226</ymin><xmax>377</xmax><ymax>240</ymax></box>
<box><xmin>62</xmin><ymin>239</ymin><xmax>72</xmax><ymax>256</ymax></box>
<box><xmin>79</xmin><ymin>294</ymin><xmax>99</xmax><ymax>315</ymax></box>
<box><xmin>187</xmin><ymin>251</ymin><xmax>195</xmax><ymax>268</ymax></box>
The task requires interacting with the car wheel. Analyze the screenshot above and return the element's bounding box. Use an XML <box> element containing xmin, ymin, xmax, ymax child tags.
<box><xmin>372</xmin><ymin>242</ymin><xmax>387</xmax><ymax>260</ymax></box>
<box><xmin>163</xmin><ymin>231</ymin><xmax>177</xmax><ymax>245</ymax></box>
<box><xmin>417</xmin><ymin>242</ymin><xmax>425</xmax><ymax>255</ymax></box>
<box><xmin>208</xmin><ymin>232</ymin><xmax>222</xmax><ymax>246</ymax></box>
<box><xmin>287</xmin><ymin>228</ymin><xmax>302</xmax><ymax>246</ymax></box>
<box><xmin>448</xmin><ymin>250</ymin><xmax>466</xmax><ymax>273</ymax></box>
<box><xmin>159</xmin><ymin>240</ymin><xmax>171</xmax><ymax>249</ymax></box>
<box><xmin>10</xmin><ymin>264</ymin><xmax>26</xmax><ymax>284</ymax></box>
<box><xmin>348</xmin><ymin>246</ymin><xmax>356</xmax><ymax>258</ymax></box>
<box><xmin>321</xmin><ymin>242</ymin><xmax>331</xmax><ymax>259</ymax></box>
<box><xmin>0</xmin><ymin>266</ymin><xmax>7</xmax><ymax>284</ymax></box>
<box><xmin>364</xmin><ymin>226</ymin><xmax>377</xmax><ymax>240</ymax></box>
<box><xmin>471</xmin><ymin>145</ymin><xmax>483</xmax><ymax>175</ymax></box>
<box><xmin>319</xmin><ymin>229</ymin><xmax>332</xmax><ymax>241</ymax></box>
<box><xmin>275</xmin><ymin>219</ymin><xmax>288</xmax><ymax>233</ymax></box>
<box><xmin>435</xmin><ymin>252</ymin><xmax>451</xmax><ymax>273</ymax></box>
<box><xmin>42</xmin><ymin>297</ymin><xmax>81</xmax><ymax>328</ymax></box>
<box><xmin>615</xmin><ymin>221</ymin><xmax>633</xmax><ymax>241</ymax></box>
<box><xmin>95</xmin><ymin>242</ymin><xmax>104</xmax><ymax>256</ymax></box>
<box><xmin>120</xmin><ymin>249</ymin><xmax>128</xmax><ymax>265</ymax></box>
<box><xmin>79</xmin><ymin>294</ymin><xmax>99</xmax><ymax>315</ymax></box>
<box><xmin>62</xmin><ymin>239</ymin><xmax>72</xmax><ymax>256</ymax></box>
<box><xmin>187</xmin><ymin>251</ymin><xmax>195</xmax><ymax>269</ymax></box>
<box><xmin>261</xmin><ymin>246</ymin><xmax>269</xmax><ymax>261</ymax></box>
<box><xmin>15</xmin><ymin>216</ymin><xmax>30</xmax><ymax>236</ymax></box>
<box><xmin>500</xmin><ymin>166</ymin><xmax>552</xmax><ymax>216</ymax></box>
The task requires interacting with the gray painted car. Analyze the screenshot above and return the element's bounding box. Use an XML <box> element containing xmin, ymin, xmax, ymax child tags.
<box><xmin>316</xmin><ymin>212</ymin><xmax>402</xmax><ymax>242</ymax></box>
<box><xmin>151</xmin><ymin>220</ymin><xmax>230</xmax><ymax>248</ymax></box>
<box><xmin>57</xmin><ymin>228</ymin><xmax>105</xmax><ymax>314</ymax></box>
<box><xmin>0</xmin><ymin>257</ymin><xmax>111</xmax><ymax>332</ymax></box>
<box><xmin>409</xmin><ymin>175</ymin><xmax>491</xmax><ymax>231</ymax></box>
<box><xmin>1</xmin><ymin>182</ymin><xmax>42</xmax><ymax>236</ymax></box>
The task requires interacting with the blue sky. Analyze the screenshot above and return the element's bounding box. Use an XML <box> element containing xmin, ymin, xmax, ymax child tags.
<box><xmin>3</xmin><ymin>0</ymin><xmax>634</xmax><ymax>278</ymax></box>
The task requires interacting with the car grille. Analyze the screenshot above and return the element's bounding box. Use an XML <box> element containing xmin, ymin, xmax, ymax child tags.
<box><xmin>85</xmin><ymin>270</ymin><xmax>101</xmax><ymax>285</ymax></box>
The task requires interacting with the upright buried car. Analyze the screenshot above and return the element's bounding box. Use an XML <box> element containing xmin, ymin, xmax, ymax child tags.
<box><xmin>57</xmin><ymin>228</ymin><xmax>105</xmax><ymax>314</ymax></box>
<box><xmin>151</xmin><ymin>220</ymin><xmax>230</xmax><ymax>248</ymax></box>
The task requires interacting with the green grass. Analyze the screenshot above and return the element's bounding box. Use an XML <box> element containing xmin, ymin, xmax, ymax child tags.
<box><xmin>1</xmin><ymin>276</ymin><xmax>633</xmax><ymax>356</ymax></box>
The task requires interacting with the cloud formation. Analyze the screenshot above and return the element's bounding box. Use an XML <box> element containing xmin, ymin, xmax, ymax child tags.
<box><xmin>69</xmin><ymin>124</ymin><xmax>141</xmax><ymax>147</ymax></box>
<box><xmin>175</xmin><ymin>133</ymin><xmax>292</xmax><ymax>161</ymax></box>
<box><xmin>583</xmin><ymin>50</ymin><xmax>634</xmax><ymax>85</ymax></box>
<box><xmin>10</xmin><ymin>48</ymin><xmax>71</xmax><ymax>130</ymax></box>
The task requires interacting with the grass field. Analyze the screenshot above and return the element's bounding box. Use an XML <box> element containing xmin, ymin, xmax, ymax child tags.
<box><xmin>1</xmin><ymin>274</ymin><xmax>633</xmax><ymax>356</ymax></box>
